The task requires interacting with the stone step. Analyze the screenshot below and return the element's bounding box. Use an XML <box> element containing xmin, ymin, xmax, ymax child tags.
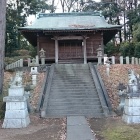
<box><xmin>55</xmin><ymin>65</ymin><xmax>88</xmax><ymax>68</ymax></box>
<box><xmin>54</xmin><ymin>69</ymin><xmax>89</xmax><ymax>71</ymax></box>
<box><xmin>50</xmin><ymin>90</ymin><xmax>97</xmax><ymax>93</ymax></box>
<box><xmin>52</xmin><ymin>79</ymin><xmax>94</xmax><ymax>82</ymax></box>
<box><xmin>48</xmin><ymin>100</ymin><xmax>101</xmax><ymax>106</ymax></box>
<box><xmin>45</xmin><ymin>112</ymin><xmax>104</xmax><ymax>118</ymax></box>
<box><xmin>52</xmin><ymin>79</ymin><xmax>92</xmax><ymax>82</ymax></box>
<box><xmin>51</xmin><ymin>84</ymin><xmax>95</xmax><ymax>87</ymax></box>
<box><xmin>53</xmin><ymin>78</ymin><xmax>93</xmax><ymax>81</ymax></box>
<box><xmin>49</xmin><ymin>92</ymin><xmax>98</xmax><ymax>97</ymax></box>
<box><xmin>54</xmin><ymin>71</ymin><xmax>90</xmax><ymax>74</ymax></box>
<box><xmin>41</xmin><ymin>64</ymin><xmax>105</xmax><ymax>118</ymax></box>
<box><xmin>53</xmin><ymin>74</ymin><xmax>91</xmax><ymax>77</ymax></box>
<box><xmin>49</xmin><ymin>95</ymin><xmax>98</xmax><ymax>100</ymax></box>
<box><xmin>49</xmin><ymin>97</ymin><xmax>100</xmax><ymax>103</ymax></box>
<box><xmin>50</xmin><ymin>90</ymin><xmax>97</xmax><ymax>94</ymax></box>
<box><xmin>48</xmin><ymin>104</ymin><xmax>102</xmax><ymax>110</ymax></box>
<box><xmin>51</xmin><ymin>84</ymin><xmax>97</xmax><ymax>89</ymax></box>
<box><xmin>53</xmin><ymin>78</ymin><xmax>92</xmax><ymax>80</ymax></box>
<box><xmin>46</xmin><ymin>109</ymin><xmax>103</xmax><ymax>116</ymax></box>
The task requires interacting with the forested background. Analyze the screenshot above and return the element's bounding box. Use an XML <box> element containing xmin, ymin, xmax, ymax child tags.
<box><xmin>5</xmin><ymin>0</ymin><xmax>140</xmax><ymax>60</ymax></box>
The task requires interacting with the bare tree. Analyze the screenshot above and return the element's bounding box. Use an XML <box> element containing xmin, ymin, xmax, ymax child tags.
<box><xmin>59</xmin><ymin>0</ymin><xmax>78</xmax><ymax>12</ymax></box>
<box><xmin>60</xmin><ymin>0</ymin><xmax>65</xmax><ymax>12</ymax></box>
<box><xmin>0</xmin><ymin>0</ymin><xmax>6</xmax><ymax>94</ymax></box>
<box><xmin>65</xmin><ymin>0</ymin><xmax>77</xmax><ymax>12</ymax></box>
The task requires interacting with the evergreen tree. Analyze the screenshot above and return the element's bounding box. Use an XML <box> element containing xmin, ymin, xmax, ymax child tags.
<box><xmin>5</xmin><ymin>0</ymin><xmax>51</xmax><ymax>57</ymax></box>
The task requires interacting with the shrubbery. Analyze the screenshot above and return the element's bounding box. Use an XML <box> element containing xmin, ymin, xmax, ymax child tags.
<box><xmin>119</xmin><ymin>41</ymin><xmax>140</xmax><ymax>58</ymax></box>
<box><xmin>105</xmin><ymin>41</ymin><xmax>140</xmax><ymax>58</ymax></box>
<box><xmin>104</xmin><ymin>42</ymin><xmax>120</xmax><ymax>56</ymax></box>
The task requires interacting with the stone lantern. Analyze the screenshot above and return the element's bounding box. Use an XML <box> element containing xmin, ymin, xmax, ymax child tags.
<box><xmin>30</xmin><ymin>58</ymin><xmax>39</xmax><ymax>86</ymax></box>
<box><xmin>97</xmin><ymin>46</ymin><xmax>103</xmax><ymax>65</ymax></box>
<box><xmin>39</xmin><ymin>48</ymin><xmax>46</xmax><ymax>65</ymax></box>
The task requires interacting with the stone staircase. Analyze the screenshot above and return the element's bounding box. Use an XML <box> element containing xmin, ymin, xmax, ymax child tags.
<box><xmin>41</xmin><ymin>64</ymin><xmax>106</xmax><ymax>118</ymax></box>
<box><xmin>58</xmin><ymin>59</ymin><xmax>84</xmax><ymax>64</ymax></box>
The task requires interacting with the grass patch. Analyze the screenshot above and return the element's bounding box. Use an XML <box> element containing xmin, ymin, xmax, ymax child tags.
<box><xmin>102</xmin><ymin>123</ymin><xmax>140</xmax><ymax>140</ymax></box>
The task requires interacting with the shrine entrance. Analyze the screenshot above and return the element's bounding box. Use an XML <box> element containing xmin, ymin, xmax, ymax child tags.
<box><xmin>53</xmin><ymin>35</ymin><xmax>87</xmax><ymax>64</ymax></box>
<box><xmin>58</xmin><ymin>40</ymin><xmax>83</xmax><ymax>60</ymax></box>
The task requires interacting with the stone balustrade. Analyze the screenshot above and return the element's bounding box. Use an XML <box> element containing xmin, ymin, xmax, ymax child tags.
<box><xmin>5</xmin><ymin>59</ymin><xmax>23</xmax><ymax>70</ymax></box>
<box><xmin>102</xmin><ymin>55</ymin><xmax>140</xmax><ymax>65</ymax></box>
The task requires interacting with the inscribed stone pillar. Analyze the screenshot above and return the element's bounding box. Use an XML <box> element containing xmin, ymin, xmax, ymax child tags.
<box><xmin>131</xmin><ymin>57</ymin><xmax>135</xmax><ymax>64</ymax></box>
<box><xmin>30</xmin><ymin>67</ymin><xmax>38</xmax><ymax>86</ymax></box>
<box><xmin>126</xmin><ymin>56</ymin><xmax>129</xmax><ymax>64</ymax></box>
<box><xmin>18</xmin><ymin>60</ymin><xmax>20</xmax><ymax>67</ymax></box>
<box><xmin>139</xmin><ymin>58</ymin><xmax>140</xmax><ymax>65</ymax></box>
<box><xmin>111</xmin><ymin>56</ymin><xmax>115</xmax><ymax>64</ymax></box>
<box><xmin>36</xmin><ymin>55</ymin><xmax>39</xmax><ymax>65</ymax></box>
<box><xmin>20</xmin><ymin>59</ymin><xmax>23</xmax><ymax>67</ymax></box>
<box><xmin>104</xmin><ymin>54</ymin><xmax>107</xmax><ymax>64</ymax></box>
<box><xmin>120</xmin><ymin>56</ymin><xmax>123</xmax><ymax>64</ymax></box>
<box><xmin>135</xmin><ymin>58</ymin><xmax>138</xmax><ymax>65</ymax></box>
<box><xmin>28</xmin><ymin>58</ymin><xmax>31</xmax><ymax>67</ymax></box>
<box><xmin>41</xmin><ymin>58</ymin><xmax>45</xmax><ymax>65</ymax></box>
<box><xmin>104</xmin><ymin>56</ymin><xmax>108</xmax><ymax>64</ymax></box>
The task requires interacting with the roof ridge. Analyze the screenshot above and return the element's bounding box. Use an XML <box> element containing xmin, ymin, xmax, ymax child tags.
<box><xmin>37</xmin><ymin>12</ymin><xmax>102</xmax><ymax>19</ymax></box>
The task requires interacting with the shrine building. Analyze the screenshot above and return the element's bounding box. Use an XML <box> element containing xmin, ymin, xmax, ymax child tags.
<box><xmin>19</xmin><ymin>12</ymin><xmax>122</xmax><ymax>64</ymax></box>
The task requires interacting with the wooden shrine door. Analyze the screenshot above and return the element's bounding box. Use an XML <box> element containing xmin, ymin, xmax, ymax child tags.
<box><xmin>59</xmin><ymin>40</ymin><xmax>83</xmax><ymax>60</ymax></box>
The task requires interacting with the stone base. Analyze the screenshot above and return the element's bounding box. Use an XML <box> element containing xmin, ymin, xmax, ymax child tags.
<box><xmin>2</xmin><ymin>96</ymin><xmax>30</xmax><ymax>128</ymax></box>
<box><xmin>2</xmin><ymin>115</ymin><xmax>30</xmax><ymax>128</ymax></box>
<box><xmin>122</xmin><ymin>114</ymin><xmax>140</xmax><ymax>124</ymax></box>
<box><xmin>122</xmin><ymin>98</ymin><xmax>140</xmax><ymax>124</ymax></box>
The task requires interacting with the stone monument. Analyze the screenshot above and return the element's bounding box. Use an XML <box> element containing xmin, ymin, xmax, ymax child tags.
<box><xmin>29</xmin><ymin>58</ymin><xmax>39</xmax><ymax>86</ymax></box>
<box><xmin>39</xmin><ymin>48</ymin><xmax>46</xmax><ymax>65</ymax></box>
<box><xmin>122</xmin><ymin>70</ymin><xmax>140</xmax><ymax>124</ymax></box>
<box><xmin>105</xmin><ymin>57</ymin><xmax>111</xmax><ymax>77</ymax></box>
<box><xmin>117</xmin><ymin>83</ymin><xmax>127</xmax><ymax>115</ymax></box>
<box><xmin>97</xmin><ymin>46</ymin><xmax>103</xmax><ymax>65</ymax></box>
<box><xmin>30</xmin><ymin>62</ymin><xmax>39</xmax><ymax>86</ymax></box>
<box><xmin>2</xmin><ymin>72</ymin><xmax>30</xmax><ymax>128</ymax></box>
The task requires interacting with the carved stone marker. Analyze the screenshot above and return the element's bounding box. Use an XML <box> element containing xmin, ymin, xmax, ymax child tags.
<box><xmin>97</xmin><ymin>47</ymin><xmax>103</xmax><ymax>65</ymax></box>
<box><xmin>2</xmin><ymin>72</ymin><xmax>30</xmax><ymax>128</ymax></box>
<box><xmin>30</xmin><ymin>66</ymin><xmax>39</xmax><ymax>86</ymax></box>
<box><xmin>105</xmin><ymin>58</ymin><xmax>111</xmax><ymax>76</ymax></box>
<box><xmin>117</xmin><ymin>83</ymin><xmax>127</xmax><ymax>115</ymax></box>
<box><xmin>39</xmin><ymin>48</ymin><xmax>46</xmax><ymax>65</ymax></box>
<box><xmin>122</xmin><ymin>70</ymin><xmax>140</xmax><ymax>124</ymax></box>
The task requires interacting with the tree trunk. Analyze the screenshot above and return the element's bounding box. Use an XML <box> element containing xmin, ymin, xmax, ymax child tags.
<box><xmin>0</xmin><ymin>0</ymin><xmax>6</xmax><ymax>94</ymax></box>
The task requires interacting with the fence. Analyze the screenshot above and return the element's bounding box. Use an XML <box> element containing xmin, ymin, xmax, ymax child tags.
<box><xmin>5</xmin><ymin>59</ymin><xmax>23</xmax><ymax>70</ymax></box>
<box><xmin>5</xmin><ymin>55</ymin><xmax>44</xmax><ymax>70</ymax></box>
<box><xmin>5</xmin><ymin>55</ymin><xmax>140</xmax><ymax>70</ymax></box>
<box><xmin>104</xmin><ymin>56</ymin><xmax>140</xmax><ymax>65</ymax></box>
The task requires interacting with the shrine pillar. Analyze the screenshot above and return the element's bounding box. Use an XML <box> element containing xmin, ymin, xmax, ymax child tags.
<box><xmin>83</xmin><ymin>37</ymin><xmax>87</xmax><ymax>64</ymax></box>
<box><xmin>54</xmin><ymin>37</ymin><xmax>58</xmax><ymax>64</ymax></box>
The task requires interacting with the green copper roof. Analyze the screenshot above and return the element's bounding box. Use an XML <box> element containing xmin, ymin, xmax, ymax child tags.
<box><xmin>19</xmin><ymin>12</ymin><xmax>122</xmax><ymax>31</ymax></box>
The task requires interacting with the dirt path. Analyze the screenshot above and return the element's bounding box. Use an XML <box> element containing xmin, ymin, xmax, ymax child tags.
<box><xmin>0</xmin><ymin>114</ymin><xmax>66</xmax><ymax>140</ymax></box>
